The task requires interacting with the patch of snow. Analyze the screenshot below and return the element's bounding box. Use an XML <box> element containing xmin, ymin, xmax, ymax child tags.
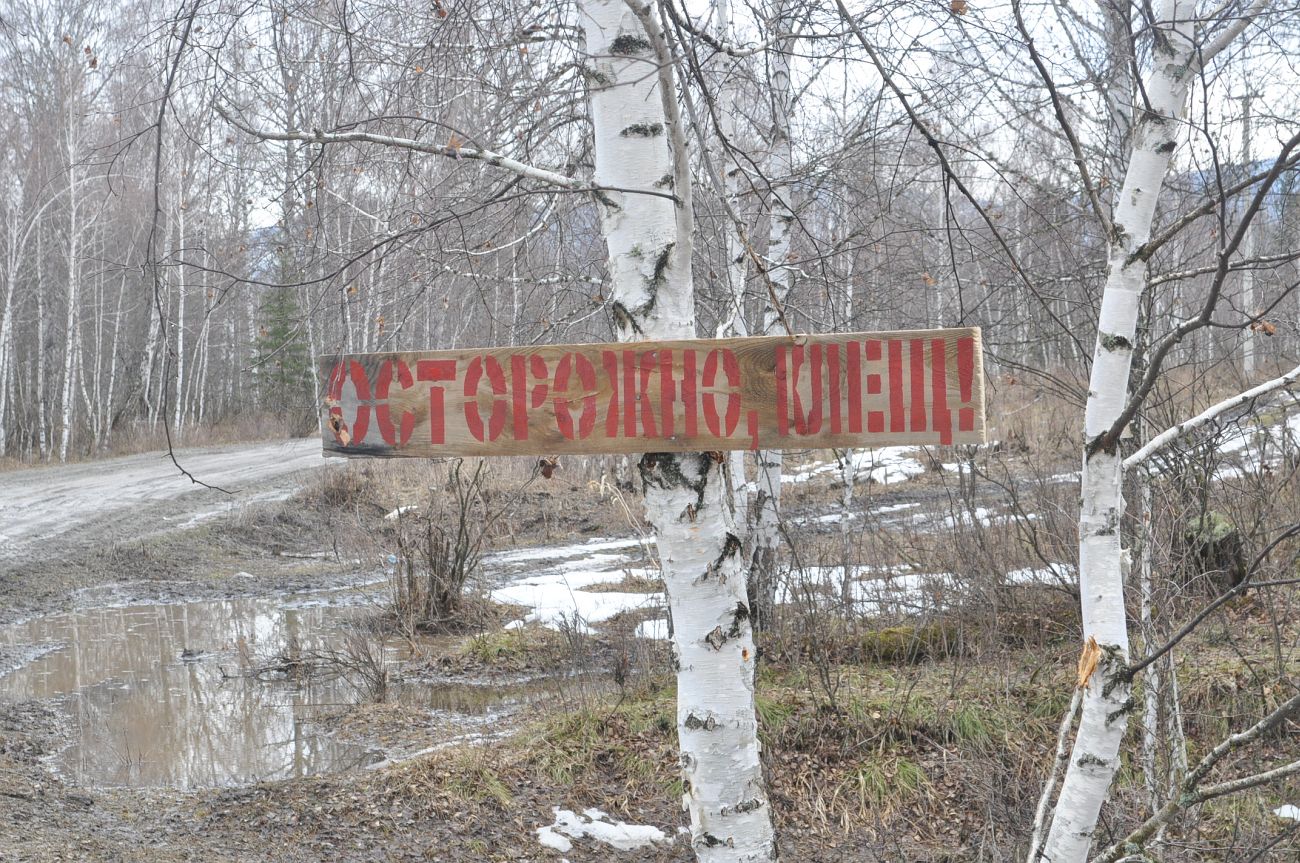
<box><xmin>491</xmin><ymin>571</ymin><xmax>663</xmax><ymax>633</ymax></box>
<box><xmin>486</xmin><ymin>536</ymin><xmax>654</xmax><ymax>566</ymax></box>
<box><xmin>782</xmin><ymin>562</ymin><xmax>1074</xmax><ymax>616</ymax></box>
<box><xmin>783</xmin><ymin>446</ymin><xmax>925</xmax><ymax>486</ymax></box>
<box><xmin>876</xmin><ymin>502</ymin><xmax>922</xmax><ymax>515</ymax></box>
<box><xmin>503</xmin><ymin>619</ymin><xmax>527</xmax><ymax>630</ymax></box>
<box><xmin>551</xmin><ymin>553</ymin><xmax>637</xmax><ymax>573</ymax></box>
<box><xmin>1211</xmin><ymin>410</ymin><xmax>1300</xmax><ymax>479</ymax></box>
<box><xmin>899</xmin><ymin>505</ymin><xmax>1035</xmax><ymax>532</ymax></box>
<box><xmin>536</xmin><ymin>808</ymin><xmax>668</xmax><ymax>853</ymax></box>
<box><xmin>1007</xmin><ymin>563</ymin><xmax>1076</xmax><ymax>584</ymax></box>
<box><xmin>635</xmin><ymin>618</ymin><xmax>669</xmax><ymax>640</ymax></box>
<box><xmin>536</xmin><ymin>826</ymin><xmax>573</xmax><ymax>853</ymax></box>
<box><xmin>1274</xmin><ymin>804</ymin><xmax>1300</xmax><ymax>821</ymax></box>
<box><xmin>384</xmin><ymin>505</ymin><xmax>418</xmax><ymax>520</ymax></box>
<box><xmin>486</xmin><ymin>535</ymin><xmax>664</xmax><ymax>634</ymax></box>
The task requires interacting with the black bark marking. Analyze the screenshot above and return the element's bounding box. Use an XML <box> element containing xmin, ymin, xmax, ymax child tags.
<box><xmin>1099</xmin><ymin>333</ymin><xmax>1132</xmax><ymax>351</ymax></box>
<box><xmin>1085</xmin><ymin>431</ymin><xmax>1119</xmax><ymax>457</ymax></box>
<box><xmin>701</xmin><ymin>531</ymin><xmax>743</xmax><ymax>583</ymax></box>
<box><xmin>610</xmin><ymin>34</ymin><xmax>651</xmax><ymax>55</ymax></box>
<box><xmin>1106</xmin><ymin>696</ymin><xmax>1136</xmax><ymax>725</ymax></box>
<box><xmin>639</xmin><ymin>451</ymin><xmax>712</xmax><ymax>515</ymax></box>
<box><xmin>621</xmin><ymin>123</ymin><xmax>664</xmax><ymax>138</ymax></box>
<box><xmin>610</xmin><ymin>301</ymin><xmax>645</xmax><ymax>338</ymax></box>
<box><xmin>579</xmin><ymin>67</ymin><xmax>612</xmax><ymax>87</ymax></box>
<box><xmin>684</xmin><ymin>712</ymin><xmax>719</xmax><ymax>731</ymax></box>
<box><xmin>651</xmin><ymin>243</ymin><xmax>674</xmax><ymax>287</ymax></box>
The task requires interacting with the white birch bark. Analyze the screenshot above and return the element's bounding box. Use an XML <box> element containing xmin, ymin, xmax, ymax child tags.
<box><xmin>1239</xmin><ymin>93</ymin><xmax>1257</xmax><ymax>377</ymax></box>
<box><xmin>578</xmin><ymin>2</ymin><xmax>776</xmax><ymax>858</ymax></box>
<box><xmin>36</xmin><ymin>226</ymin><xmax>49</xmax><ymax>458</ymax></box>
<box><xmin>139</xmin><ymin>288</ymin><xmax>162</xmax><ymax>427</ymax></box>
<box><xmin>1126</xmin><ymin>362</ymin><xmax>1300</xmax><ymax>467</ymax></box>
<box><xmin>748</xmin><ymin>0</ymin><xmax>797</xmax><ymax>629</ymax></box>
<box><xmin>713</xmin><ymin>0</ymin><xmax>751</xmax><ymax>525</ymax></box>
<box><xmin>1135</xmin><ymin>464</ymin><xmax>1161</xmax><ymax>816</ymax></box>
<box><xmin>0</xmin><ymin>212</ymin><xmax>17</xmax><ymax>456</ymax></box>
<box><xmin>1040</xmin><ymin>3</ymin><xmax>1196</xmax><ymax>860</ymax></box>
<box><xmin>173</xmin><ymin>173</ymin><xmax>186</xmax><ymax>438</ymax></box>
<box><xmin>102</xmin><ymin>272</ymin><xmax>125</xmax><ymax>451</ymax></box>
<box><xmin>57</xmin><ymin>145</ymin><xmax>81</xmax><ymax>462</ymax></box>
<box><xmin>88</xmin><ymin>236</ymin><xmax>104</xmax><ymax>447</ymax></box>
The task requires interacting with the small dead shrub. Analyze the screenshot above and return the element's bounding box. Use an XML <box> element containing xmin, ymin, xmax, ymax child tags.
<box><xmin>392</xmin><ymin>459</ymin><xmax>528</xmax><ymax>630</ymax></box>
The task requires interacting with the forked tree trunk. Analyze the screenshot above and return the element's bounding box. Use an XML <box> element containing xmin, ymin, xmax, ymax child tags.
<box><xmin>577</xmin><ymin>2</ymin><xmax>777</xmax><ymax>859</ymax></box>
<box><xmin>1040</xmin><ymin>2</ymin><xmax>1195</xmax><ymax>860</ymax></box>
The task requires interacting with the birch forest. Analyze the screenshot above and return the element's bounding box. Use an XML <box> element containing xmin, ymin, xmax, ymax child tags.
<box><xmin>1</xmin><ymin>0</ymin><xmax>1299</xmax><ymax>862</ymax></box>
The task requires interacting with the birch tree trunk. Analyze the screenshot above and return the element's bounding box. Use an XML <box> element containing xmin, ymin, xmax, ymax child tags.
<box><xmin>36</xmin><ymin>225</ymin><xmax>49</xmax><ymax>459</ymax></box>
<box><xmin>173</xmin><ymin>173</ymin><xmax>186</xmax><ymax>439</ymax></box>
<box><xmin>578</xmin><ymin>2</ymin><xmax>776</xmax><ymax>858</ymax></box>
<box><xmin>749</xmin><ymin>0</ymin><xmax>797</xmax><ymax>631</ymax></box>
<box><xmin>102</xmin><ymin>272</ymin><xmax>125</xmax><ymax>451</ymax></box>
<box><xmin>712</xmin><ymin>0</ymin><xmax>752</xmax><ymax>525</ymax></box>
<box><xmin>1040</xmin><ymin>3</ymin><xmax>1196</xmax><ymax>859</ymax></box>
<box><xmin>57</xmin><ymin>148</ymin><xmax>80</xmax><ymax>462</ymax></box>
<box><xmin>0</xmin><ymin>214</ymin><xmax>17</xmax><ymax>456</ymax></box>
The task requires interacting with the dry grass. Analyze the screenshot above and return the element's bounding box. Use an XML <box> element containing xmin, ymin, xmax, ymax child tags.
<box><xmin>353</xmin><ymin>590</ymin><xmax>1297</xmax><ymax>860</ymax></box>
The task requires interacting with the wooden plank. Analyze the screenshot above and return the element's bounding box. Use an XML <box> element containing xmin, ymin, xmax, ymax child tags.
<box><xmin>317</xmin><ymin>328</ymin><xmax>986</xmax><ymax>458</ymax></box>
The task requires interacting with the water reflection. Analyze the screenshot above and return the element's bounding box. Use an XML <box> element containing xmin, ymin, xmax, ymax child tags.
<box><xmin>0</xmin><ymin>595</ymin><xmax>383</xmax><ymax>788</ymax></box>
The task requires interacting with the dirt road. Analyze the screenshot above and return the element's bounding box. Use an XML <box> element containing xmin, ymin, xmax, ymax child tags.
<box><xmin>0</xmin><ymin>438</ymin><xmax>325</xmax><ymax>557</ymax></box>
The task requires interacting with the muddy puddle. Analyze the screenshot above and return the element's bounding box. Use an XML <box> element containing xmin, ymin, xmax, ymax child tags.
<box><xmin>0</xmin><ymin>535</ymin><xmax>655</xmax><ymax>791</ymax></box>
<box><xmin>0</xmin><ymin>587</ymin><xmax>549</xmax><ymax>790</ymax></box>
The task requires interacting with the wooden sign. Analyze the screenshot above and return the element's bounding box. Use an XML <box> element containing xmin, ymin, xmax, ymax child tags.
<box><xmin>318</xmin><ymin>328</ymin><xmax>985</xmax><ymax>458</ymax></box>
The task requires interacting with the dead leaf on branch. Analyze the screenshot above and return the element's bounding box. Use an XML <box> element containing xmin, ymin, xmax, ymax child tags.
<box><xmin>950</xmin><ymin>0</ymin><xmax>969</xmax><ymax>15</ymax></box>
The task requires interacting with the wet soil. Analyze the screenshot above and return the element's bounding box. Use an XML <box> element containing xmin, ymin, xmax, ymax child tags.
<box><xmin>0</xmin><ymin>441</ymin><xmax>1087</xmax><ymax>862</ymax></box>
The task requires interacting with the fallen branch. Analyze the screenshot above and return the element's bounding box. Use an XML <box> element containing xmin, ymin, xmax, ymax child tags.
<box><xmin>1124</xmin><ymin>362</ymin><xmax>1300</xmax><ymax>468</ymax></box>
<box><xmin>1091</xmin><ymin>689</ymin><xmax>1300</xmax><ymax>863</ymax></box>
<box><xmin>1028</xmin><ymin>686</ymin><xmax>1084</xmax><ymax>862</ymax></box>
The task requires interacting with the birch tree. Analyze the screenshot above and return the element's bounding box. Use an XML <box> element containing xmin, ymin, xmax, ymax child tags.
<box><xmin>577</xmin><ymin>2</ymin><xmax>777</xmax><ymax>857</ymax></box>
<box><xmin>210</xmin><ymin>2</ymin><xmax>779</xmax><ymax>854</ymax></box>
<box><xmin>745</xmin><ymin>0</ymin><xmax>798</xmax><ymax>631</ymax></box>
<box><xmin>1034</xmin><ymin>2</ymin><xmax>1272</xmax><ymax>860</ymax></box>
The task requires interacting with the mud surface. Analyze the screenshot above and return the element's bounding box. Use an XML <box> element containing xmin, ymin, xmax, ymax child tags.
<box><xmin>0</xmin><ymin>440</ymin><xmax>347</xmax><ymax>627</ymax></box>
